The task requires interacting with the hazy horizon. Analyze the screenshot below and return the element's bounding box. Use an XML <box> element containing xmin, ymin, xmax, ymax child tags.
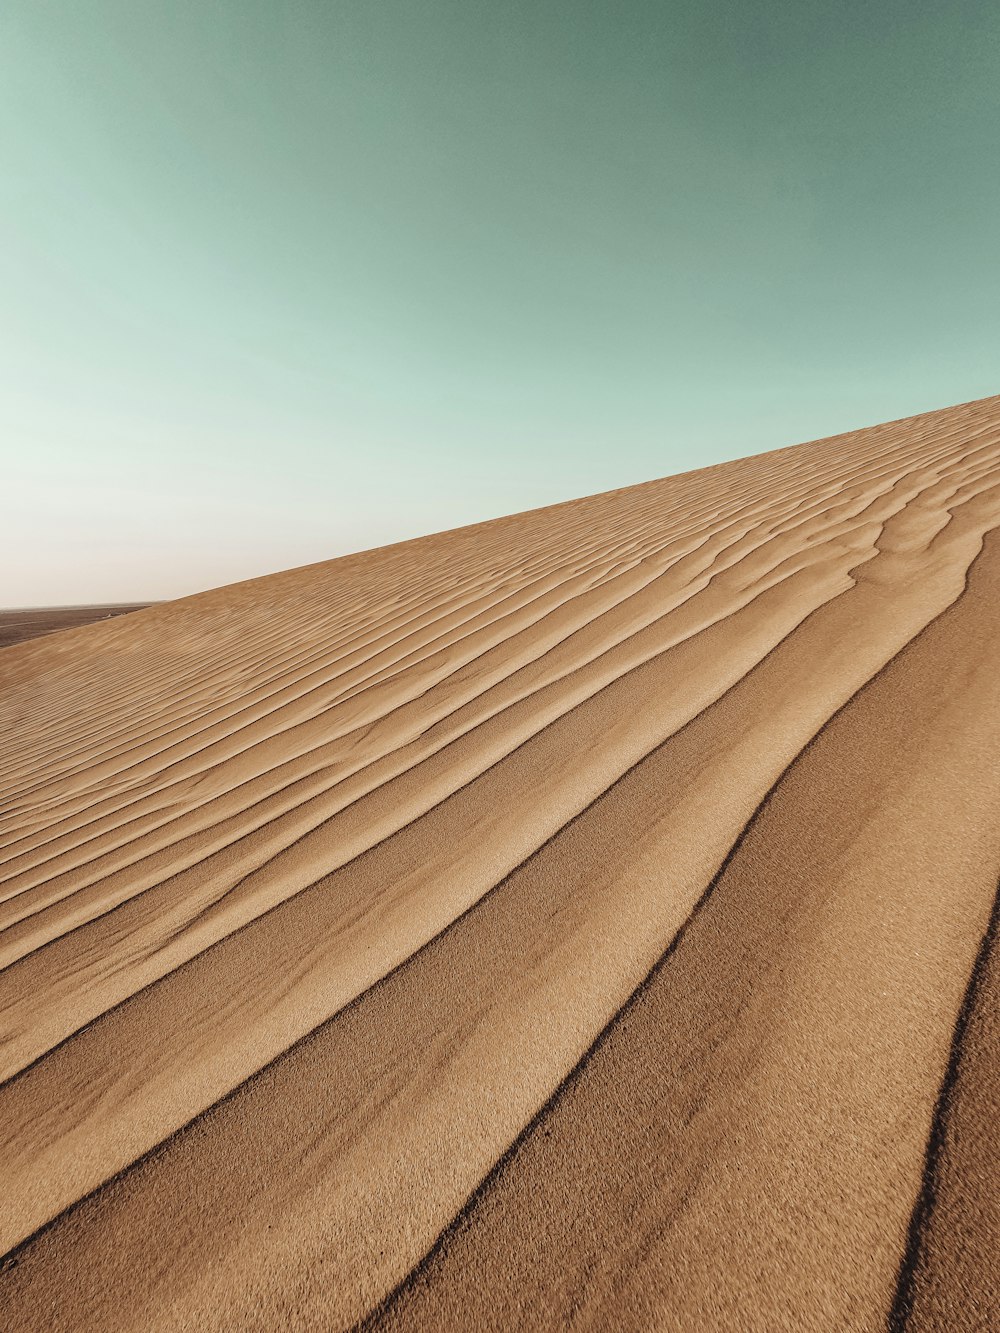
<box><xmin>3</xmin><ymin>388</ymin><xmax>998</xmax><ymax>611</ymax></box>
<box><xmin>4</xmin><ymin>1</ymin><xmax>1000</xmax><ymax>605</ymax></box>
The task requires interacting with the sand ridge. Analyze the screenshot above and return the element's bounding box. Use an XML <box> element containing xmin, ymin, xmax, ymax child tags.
<box><xmin>1</xmin><ymin>395</ymin><xmax>999</xmax><ymax>1329</ymax></box>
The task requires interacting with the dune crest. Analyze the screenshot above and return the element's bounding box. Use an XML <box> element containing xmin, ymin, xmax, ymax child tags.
<box><xmin>2</xmin><ymin>395</ymin><xmax>999</xmax><ymax>1330</ymax></box>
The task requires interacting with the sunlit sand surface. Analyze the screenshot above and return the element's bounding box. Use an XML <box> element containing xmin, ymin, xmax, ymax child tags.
<box><xmin>1</xmin><ymin>395</ymin><xmax>998</xmax><ymax>1330</ymax></box>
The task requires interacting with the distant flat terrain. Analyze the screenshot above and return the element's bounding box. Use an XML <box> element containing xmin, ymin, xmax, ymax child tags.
<box><xmin>0</xmin><ymin>604</ymin><xmax>150</xmax><ymax>650</ymax></box>
<box><xmin>1</xmin><ymin>395</ymin><xmax>999</xmax><ymax>1330</ymax></box>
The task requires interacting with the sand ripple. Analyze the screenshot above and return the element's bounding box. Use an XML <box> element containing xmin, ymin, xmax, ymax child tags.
<box><xmin>1</xmin><ymin>397</ymin><xmax>998</xmax><ymax>1329</ymax></box>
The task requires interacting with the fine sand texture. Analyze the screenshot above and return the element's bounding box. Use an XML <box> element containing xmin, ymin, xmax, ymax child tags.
<box><xmin>1</xmin><ymin>395</ymin><xmax>999</xmax><ymax>1330</ymax></box>
<box><xmin>0</xmin><ymin>605</ymin><xmax>149</xmax><ymax>651</ymax></box>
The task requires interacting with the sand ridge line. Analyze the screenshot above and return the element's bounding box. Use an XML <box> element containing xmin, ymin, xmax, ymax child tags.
<box><xmin>0</xmin><ymin>403</ymin><xmax>987</xmax><ymax>791</ymax></box>
<box><xmin>1</xmin><ymin>393</ymin><xmax>999</xmax><ymax>1329</ymax></box>
<box><xmin>0</xmin><ymin>449</ymin><xmax>985</xmax><ymax>914</ymax></box>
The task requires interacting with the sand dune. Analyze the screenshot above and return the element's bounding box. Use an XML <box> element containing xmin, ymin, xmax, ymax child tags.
<box><xmin>1</xmin><ymin>395</ymin><xmax>998</xmax><ymax>1330</ymax></box>
<box><xmin>0</xmin><ymin>605</ymin><xmax>149</xmax><ymax>651</ymax></box>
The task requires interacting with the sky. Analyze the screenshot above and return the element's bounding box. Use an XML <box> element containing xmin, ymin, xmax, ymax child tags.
<box><xmin>2</xmin><ymin>1</ymin><xmax>999</xmax><ymax>605</ymax></box>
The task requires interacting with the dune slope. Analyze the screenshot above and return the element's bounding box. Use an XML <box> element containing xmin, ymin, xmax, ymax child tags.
<box><xmin>1</xmin><ymin>395</ymin><xmax>999</xmax><ymax>1330</ymax></box>
<box><xmin>0</xmin><ymin>604</ymin><xmax>149</xmax><ymax>650</ymax></box>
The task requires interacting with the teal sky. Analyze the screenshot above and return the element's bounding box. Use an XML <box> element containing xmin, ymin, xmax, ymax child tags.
<box><xmin>3</xmin><ymin>2</ymin><xmax>999</xmax><ymax>604</ymax></box>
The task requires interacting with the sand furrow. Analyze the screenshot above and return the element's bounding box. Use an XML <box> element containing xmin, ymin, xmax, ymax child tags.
<box><xmin>0</xmin><ymin>402</ymin><xmax>986</xmax><ymax>799</ymax></box>
<box><xmin>888</xmin><ymin>875</ymin><xmax>1000</xmax><ymax>1333</ymax></box>
<box><xmin>1</xmin><ymin>454</ymin><xmax>988</xmax><ymax>952</ymax></box>
<box><xmin>365</xmin><ymin>523</ymin><xmax>1000</xmax><ymax>1333</ymax></box>
<box><xmin>1</xmin><ymin>394</ymin><xmax>998</xmax><ymax>1331</ymax></box>
<box><xmin>0</xmin><ymin>500</ymin><xmax>874</xmax><ymax>933</ymax></box>
<box><xmin>0</xmin><ymin>484</ymin><xmax>992</xmax><ymax>1268</ymax></box>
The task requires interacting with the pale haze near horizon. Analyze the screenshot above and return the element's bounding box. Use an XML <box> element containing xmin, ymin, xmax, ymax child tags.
<box><xmin>3</xmin><ymin>1</ymin><xmax>999</xmax><ymax>607</ymax></box>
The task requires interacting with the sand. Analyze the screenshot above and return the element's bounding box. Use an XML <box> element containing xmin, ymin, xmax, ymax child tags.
<box><xmin>0</xmin><ymin>395</ymin><xmax>998</xmax><ymax>1330</ymax></box>
<box><xmin>0</xmin><ymin>605</ymin><xmax>149</xmax><ymax>651</ymax></box>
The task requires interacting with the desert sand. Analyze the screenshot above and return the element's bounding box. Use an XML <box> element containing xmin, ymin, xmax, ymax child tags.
<box><xmin>0</xmin><ymin>604</ymin><xmax>148</xmax><ymax>651</ymax></box>
<box><xmin>0</xmin><ymin>395</ymin><xmax>998</xmax><ymax>1330</ymax></box>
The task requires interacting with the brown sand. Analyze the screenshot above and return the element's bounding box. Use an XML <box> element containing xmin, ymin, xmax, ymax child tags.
<box><xmin>0</xmin><ymin>396</ymin><xmax>998</xmax><ymax>1330</ymax></box>
<box><xmin>0</xmin><ymin>605</ymin><xmax>149</xmax><ymax>651</ymax></box>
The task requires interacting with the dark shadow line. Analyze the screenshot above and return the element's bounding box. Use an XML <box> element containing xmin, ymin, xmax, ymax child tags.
<box><xmin>353</xmin><ymin>535</ymin><xmax>992</xmax><ymax>1333</ymax></box>
<box><xmin>0</xmin><ymin>543</ymin><xmax>855</xmax><ymax>1090</ymax></box>
<box><xmin>0</xmin><ymin>526</ymin><xmax>992</xmax><ymax>1303</ymax></box>
<box><xmin>886</xmin><ymin>873</ymin><xmax>1000</xmax><ymax>1331</ymax></box>
<box><xmin>0</xmin><ymin>573</ymin><xmax>833</xmax><ymax>1269</ymax></box>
